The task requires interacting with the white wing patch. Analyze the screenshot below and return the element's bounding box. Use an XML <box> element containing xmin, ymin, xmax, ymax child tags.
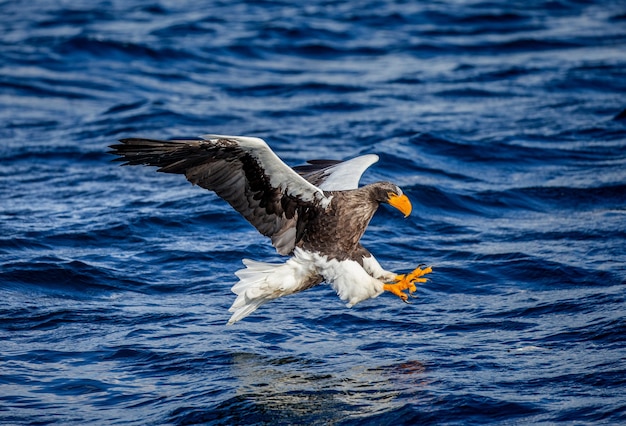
<box><xmin>315</xmin><ymin>154</ymin><xmax>379</xmax><ymax>191</ymax></box>
<box><xmin>201</xmin><ymin>134</ymin><xmax>332</xmax><ymax>208</ymax></box>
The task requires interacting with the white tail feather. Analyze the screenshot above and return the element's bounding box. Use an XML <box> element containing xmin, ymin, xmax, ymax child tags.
<box><xmin>226</xmin><ymin>248</ymin><xmax>386</xmax><ymax>324</ymax></box>
<box><xmin>227</xmin><ymin>250</ymin><xmax>318</xmax><ymax>325</ymax></box>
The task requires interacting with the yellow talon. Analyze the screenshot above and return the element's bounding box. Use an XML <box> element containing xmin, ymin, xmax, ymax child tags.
<box><xmin>383</xmin><ymin>282</ymin><xmax>411</xmax><ymax>301</ymax></box>
<box><xmin>383</xmin><ymin>265</ymin><xmax>432</xmax><ymax>302</ymax></box>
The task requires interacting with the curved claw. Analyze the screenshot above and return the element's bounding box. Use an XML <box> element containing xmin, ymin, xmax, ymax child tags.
<box><xmin>384</xmin><ymin>283</ymin><xmax>409</xmax><ymax>301</ymax></box>
<box><xmin>384</xmin><ymin>264</ymin><xmax>432</xmax><ymax>303</ymax></box>
<box><xmin>393</xmin><ymin>274</ymin><xmax>406</xmax><ymax>282</ymax></box>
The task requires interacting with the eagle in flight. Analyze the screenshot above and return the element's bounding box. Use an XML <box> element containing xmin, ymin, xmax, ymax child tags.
<box><xmin>110</xmin><ymin>135</ymin><xmax>431</xmax><ymax>324</ymax></box>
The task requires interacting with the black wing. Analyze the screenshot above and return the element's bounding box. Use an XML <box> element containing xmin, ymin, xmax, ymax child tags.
<box><xmin>110</xmin><ymin>135</ymin><xmax>329</xmax><ymax>255</ymax></box>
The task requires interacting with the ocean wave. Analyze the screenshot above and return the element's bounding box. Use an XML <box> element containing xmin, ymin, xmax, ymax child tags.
<box><xmin>1</xmin><ymin>0</ymin><xmax>625</xmax><ymax>424</ymax></box>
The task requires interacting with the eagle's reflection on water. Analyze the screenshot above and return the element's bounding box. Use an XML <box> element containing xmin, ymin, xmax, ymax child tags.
<box><xmin>223</xmin><ymin>352</ymin><xmax>429</xmax><ymax>422</ymax></box>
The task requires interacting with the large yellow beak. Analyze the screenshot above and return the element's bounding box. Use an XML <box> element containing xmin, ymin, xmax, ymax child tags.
<box><xmin>388</xmin><ymin>193</ymin><xmax>412</xmax><ymax>217</ymax></box>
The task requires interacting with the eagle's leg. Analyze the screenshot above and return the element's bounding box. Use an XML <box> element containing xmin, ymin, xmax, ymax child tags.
<box><xmin>383</xmin><ymin>265</ymin><xmax>432</xmax><ymax>302</ymax></box>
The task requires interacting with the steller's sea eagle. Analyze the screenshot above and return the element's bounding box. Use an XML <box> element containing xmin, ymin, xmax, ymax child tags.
<box><xmin>110</xmin><ymin>135</ymin><xmax>431</xmax><ymax>324</ymax></box>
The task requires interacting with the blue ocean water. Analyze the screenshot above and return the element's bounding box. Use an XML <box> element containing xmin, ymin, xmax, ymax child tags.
<box><xmin>1</xmin><ymin>0</ymin><xmax>625</xmax><ymax>424</ymax></box>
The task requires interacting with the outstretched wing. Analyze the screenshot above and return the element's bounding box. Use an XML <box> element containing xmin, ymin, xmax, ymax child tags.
<box><xmin>293</xmin><ymin>154</ymin><xmax>379</xmax><ymax>191</ymax></box>
<box><xmin>110</xmin><ymin>135</ymin><xmax>330</xmax><ymax>255</ymax></box>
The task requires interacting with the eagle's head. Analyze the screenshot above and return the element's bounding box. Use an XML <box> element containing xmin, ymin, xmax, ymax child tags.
<box><xmin>372</xmin><ymin>182</ymin><xmax>412</xmax><ymax>218</ymax></box>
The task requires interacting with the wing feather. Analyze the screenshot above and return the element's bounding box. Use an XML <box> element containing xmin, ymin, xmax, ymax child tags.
<box><xmin>110</xmin><ymin>135</ymin><xmax>330</xmax><ymax>255</ymax></box>
<box><xmin>293</xmin><ymin>154</ymin><xmax>379</xmax><ymax>190</ymax></box>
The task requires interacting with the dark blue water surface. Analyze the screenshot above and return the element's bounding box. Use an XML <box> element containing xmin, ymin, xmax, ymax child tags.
<box><xmin>2</xmin><ymin>1</ymin><xmax>626</xmax><ymax>424</ymax></box>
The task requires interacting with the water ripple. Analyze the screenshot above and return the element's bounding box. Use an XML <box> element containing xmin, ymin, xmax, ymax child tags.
<box><xmin>1</xmin><ymin>0</ymin><xmax>625</xmax><ymax>424</ymax></box>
